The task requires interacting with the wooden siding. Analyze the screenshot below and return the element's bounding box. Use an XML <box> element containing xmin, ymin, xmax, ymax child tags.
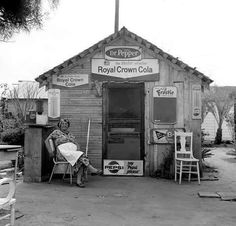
<box><xmin>59</xmin><ymin>86</ymin><xmax>103</xmax><ymax>169</ymax></box>
<box><xmin>45</xmin><ymin>35</ymin><xmax>204</xmax><ymax>175</ymax></box>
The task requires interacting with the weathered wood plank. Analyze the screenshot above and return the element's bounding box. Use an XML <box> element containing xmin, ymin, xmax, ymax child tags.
<box><xmin>61</xmin><ymin>90</ymin><xmax>96</xmax><ymax>97</ymax></box>
<box><xmin>60</xmin><ymin>99</ymin><xmax>102</xmax><ymax>106</ymax></box>
<box><xmin>61</xmin><ymin>107</ymin><xmax>102</xmax><ymax>114</ymax></box>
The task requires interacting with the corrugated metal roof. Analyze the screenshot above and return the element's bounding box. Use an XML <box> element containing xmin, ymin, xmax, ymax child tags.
<box><xmin>35</xmin><ymin>26</ymin><xmax>213</xmax><ymax>86</ymax></box>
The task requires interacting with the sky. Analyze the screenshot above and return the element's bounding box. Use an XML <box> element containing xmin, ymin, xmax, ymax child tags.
<box><xmin>0</xmin><ymin>0</ymin><xmax>235</xmax><ymax>86</ymax></box>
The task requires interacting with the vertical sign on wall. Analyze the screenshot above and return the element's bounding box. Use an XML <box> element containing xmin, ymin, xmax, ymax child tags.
<box><xmin>153</xmin><ymin>86</ymin><xmax>177</xmax><ymax>124</ymax></box>
<box><xmin>48</xmin><ymin>89</ymin><xmax>60</xmax><ymax>119</ymax></box>
<box><xmin>192</xmin><ymin>85</ymin><xmax>201</xmax><ymax>119</ymax></box>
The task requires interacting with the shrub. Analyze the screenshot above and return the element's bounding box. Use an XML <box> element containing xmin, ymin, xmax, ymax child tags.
<box><xmin>201</xmin><ymin>128</ymin><xmax>213</xmax><ymax>160</ymax></box>
<box><xmin>1</xmin><ymin>128</ymin><xmax>25</xmax><ymax>145</ymax></box>
<box><xmin>201</xmin><ymin>148</ymin><xmax>213</xmax><ymax>161</ymax></box>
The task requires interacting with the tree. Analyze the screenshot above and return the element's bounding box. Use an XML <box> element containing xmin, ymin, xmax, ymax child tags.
<box><xmin>0</xmin><ymin>0</ymin><xmax>59</xmax><ymax>41</ymax></box>
<box><xmin>0</xmin><ymin>83</ymin><xmax>8</xmax><ymax>116</ymax></box>
<box><xmin>225</xmin><ymin>112</ymin><xmax>234</xmax><ymax>143</ymax></box>
<box><xmin>6</xmin><ymin>81</ymin><xmax>45</xmax><ymax>122</ymax></box>
<box><xmin>202</xmin><ymin>86</ymin><xmax>236</xmax><ymax>144</ymax></box>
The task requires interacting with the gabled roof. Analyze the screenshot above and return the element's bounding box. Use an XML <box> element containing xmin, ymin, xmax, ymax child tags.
<box><xmin>35</xmin><ymin>27</ymin><xmax>213</xmax><ymax>86</ymax></box>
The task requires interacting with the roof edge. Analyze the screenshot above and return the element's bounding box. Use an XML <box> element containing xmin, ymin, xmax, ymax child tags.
<box><xmin>35</xmin><ymin>26</ymin><xmax>213</xmax><ymax>85</ymax></box>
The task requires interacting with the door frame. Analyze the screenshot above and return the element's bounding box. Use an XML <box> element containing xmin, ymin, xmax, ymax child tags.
<box><xmin>102</xmin><ymin>82</ymin><xmax>145</xmax><ymax>167</ymax></box>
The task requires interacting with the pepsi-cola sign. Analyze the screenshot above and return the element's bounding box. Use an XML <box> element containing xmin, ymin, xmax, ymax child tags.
<box><xmin>103</xmin><ymin>160</ymin><xmax>143</xmax><ymax>176</ymax></box>
<box><xmin>104</xmin><ymin>160</ymin><xmax>125</xmax><ymax>175</ymax></box>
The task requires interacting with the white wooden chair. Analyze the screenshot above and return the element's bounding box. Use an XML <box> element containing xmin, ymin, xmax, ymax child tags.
<box><xmin>0</xmin><ymin>178</ymin><xmax>16</xmax><ymax>226</ymax></box>
<box><xmin>174</xmin><ymin>131</ymin><xmax>200</xmax><ymax>185</ymax></box>
<box><xmin>45</xmin><ymin>138</ymin><xmax>73</xmax><ymax>185</ymax></box>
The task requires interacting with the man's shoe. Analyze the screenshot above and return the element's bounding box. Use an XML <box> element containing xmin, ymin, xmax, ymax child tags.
<box><xmin>76</xmin><ymin>182</ymin><xmax>85</xmax><ymax>188</ymax></box>
<box><xmin>91</xmin><ymin>169</ymin><xmax>103</xmax><ymax>176</ymax></box>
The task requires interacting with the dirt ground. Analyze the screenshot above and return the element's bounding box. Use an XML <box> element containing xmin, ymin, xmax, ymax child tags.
<box><xmin>2</xmin><ymin>147</ymin><xmax>236</xmax><ymax>226</ymax></box>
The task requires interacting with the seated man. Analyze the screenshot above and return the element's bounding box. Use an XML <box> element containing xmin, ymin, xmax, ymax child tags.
<box><xmin>46</xmin><ymin>118</ymin><xmax>102</xmax><ymax>187</ymax></box>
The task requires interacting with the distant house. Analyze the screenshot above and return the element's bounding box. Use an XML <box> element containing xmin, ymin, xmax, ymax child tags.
<box><xmin>5</xmin><ymin>81</ymin><xmax>48</xmax><ymax>120</ymax></box>
<box><xmin>201</xmin><ymin>86</ymin><xmax>236</xmax><ymax>142</ymax></box>
<box><xmin>201</xmin><ymin>109</ymin><xmax>233</xmax><ymax>142</ymax></box>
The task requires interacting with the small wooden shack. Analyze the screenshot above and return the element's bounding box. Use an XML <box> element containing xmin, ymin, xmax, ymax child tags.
<box><xmin>35</xmin><ymin>27</ymin><xmax>213</xmax><ymax>177</ymax></box>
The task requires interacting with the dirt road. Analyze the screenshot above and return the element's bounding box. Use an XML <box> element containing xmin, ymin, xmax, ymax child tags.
<box><xmin>2</xmin><ymin>147</ymin><xmax>236</xmax><ymax>226</ymax></box>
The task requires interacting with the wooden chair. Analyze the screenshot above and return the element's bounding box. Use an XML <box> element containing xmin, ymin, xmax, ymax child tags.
<box><xmin>45</xmin><ymin>138</ymin><xmax>73</xmax><ymax>185</ymax></box>
<box><xmin>0</xmin><ymin>178</ymin><xmax>16</xmax><ymax>226</ymax></box>
<box><xmin>45</xmin><ymin>119</ymin><xmax>91</xmax><ymax>184</ymax></box>
<box><xmin>174</xmin><ymin>131</ymin><xmax>200</xmax><ymax>185</ymax></box>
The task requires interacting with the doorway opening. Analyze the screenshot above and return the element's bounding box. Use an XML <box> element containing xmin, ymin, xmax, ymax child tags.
<box><xmin>102</xmin><ymin>82</ymin><xmax>144</xmax><ymax>176</ymax></box>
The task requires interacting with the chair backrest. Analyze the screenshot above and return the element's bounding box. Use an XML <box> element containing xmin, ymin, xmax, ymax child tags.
<box><xmin>174</xmin><ymin>131</ymin><xmax>193</xmax><ymax>159</ymax></box>
<box><xmin>0</xmin><ymin>177</ymin><xmax>15</xmax><ymax>205</ymax></box>
<box><xmin>48</xmin><ymin>139</ymin><xmax>55</xmax><ymax>153</ymax></box>
<box><xmin>45</xmin><ymin>138</ymin><xmax>56</xmax><ymax>159</ymax></box>
<box><xmin>0</xmin><ymin>177</ymin><xmax>16</xmax><ymax>225</ymax></box>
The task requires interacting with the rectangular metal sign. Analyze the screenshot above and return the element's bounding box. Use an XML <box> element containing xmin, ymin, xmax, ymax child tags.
<box><xmin>92</xmin><ymin>59</ymin><xmax>159</xmax><ymax>78</ymax></box>
<box><xmin>153</xmin><ymin>86</ymin><xmax>177</xmax><ymax>98</ymax></box>
<box><xmin>153</xmin><ymin>86</ymin><xmax>177</xmax><ymax>123</ymax></box>
<box><xmin>103</xmin><ymin>160</ymin><xmax>143</xmax><ymax>176</ymax></box>
<box><xmin>48</xmin><ymin>89</ymin><xmax>60</xmax><ymax>119</ymax></box>
<box><xmin>52</xmin><ymin>74</ymin><xmax>88</xmax><ymax>87</ymax></box>
<box><xmin>150</xmin><ymin>128</ymin><xmax>185</xmax><ymax>144</ymax></box>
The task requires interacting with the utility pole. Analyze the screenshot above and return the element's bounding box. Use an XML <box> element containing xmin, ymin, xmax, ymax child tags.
<box><xmin>114</xmin><ymin>0</ymin><xmax>119</xmax><ymax>33</ymax></box>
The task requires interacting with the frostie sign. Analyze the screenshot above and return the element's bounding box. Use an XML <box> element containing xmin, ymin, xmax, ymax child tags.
<box><xmin>92</xmin><ymin>59</ymin><xmax>159</xmax><ymax>78</ymax></box>
<box><xmin>105</xmin><ymin>46</ymin><xmax>142</xmax><ymax>61</ymax></box>
<box><xmin>153</xmin><ymin>86</ymin><xmax>177</xmax><ymax>98</ymax></box>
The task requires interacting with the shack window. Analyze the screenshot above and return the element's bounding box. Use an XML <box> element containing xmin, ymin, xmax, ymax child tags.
<box><xmin>153</xmin><ymin>86</ymin><xmax>177</xmax><ymax>124</ymax></box>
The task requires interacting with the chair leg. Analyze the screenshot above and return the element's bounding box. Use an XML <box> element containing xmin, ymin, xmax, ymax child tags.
<box><xmin>196</xmin><ymin>162</ymin><xmax>200</xmax><ymax>185</ymax></box>
<box><xmin>63</xmin><ymin>164</ymin><xmax>69</xmax><ymax>181</ymax></box>
<box><xmin>179</xmin><ymin>161</ymin><xmax>183</xmax><ymax>184</ymax></box>
<box><xmin>69</xmin><ymin>165</ymin><xmax>73</xmax><ymax>185</ymax></box>
<box><xmin>10</xmin><ymin>202</ymin><xmax>15</xmax><ymax>225</ymax></box>
<box><xmin>188</xmin><ymin>162</ymin><xmax>192</xmax><ymax>182</ymax></box>
<box><xmin>49</xmin><ymin>164</ymin><xmax>57</xmax><ymax>183</ymax></box>
<box><xmin>174</xmin><ymin>160</ymin><xmax>177</xmax><ymax>182</ymax></box>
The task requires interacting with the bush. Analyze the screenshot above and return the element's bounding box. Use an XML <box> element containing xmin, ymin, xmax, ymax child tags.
<box><xmin>201</xmin><ymin>128</ymin><xmax>213</xmax><ymax>160</ymax></box>
<box><xmin>1</xmin><ymin>128</ymin><xmax>25</xmax><ymax>145</ymax></box>
<box><xmin>201</xmin><ymin>148</ymin><xmax>213</xmax><ymax>161</ymax></box>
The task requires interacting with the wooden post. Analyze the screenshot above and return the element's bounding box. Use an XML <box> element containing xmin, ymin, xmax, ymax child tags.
<box><xmin>86</xmin><ymin>119</ymin><xmax>91</xmax><ymax>156</ymax></box>
<box><xmin>114</xmin><ymin>0</ymin><xmax>119</xmax><ymax>33</ymax></box>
